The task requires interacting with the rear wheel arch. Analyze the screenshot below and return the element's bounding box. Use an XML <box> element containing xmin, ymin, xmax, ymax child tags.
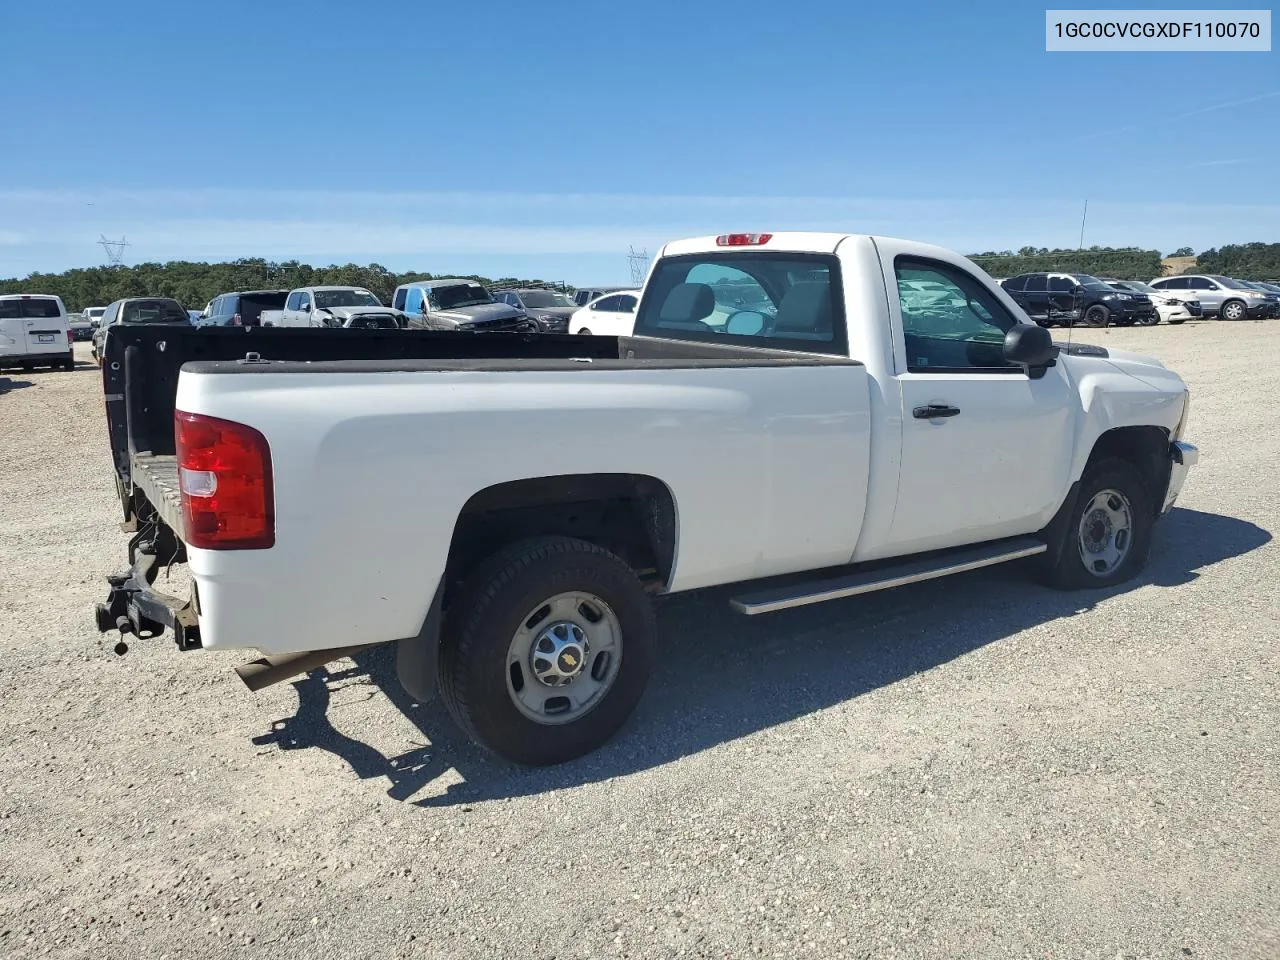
<box><xmin>443</xmin><ymin>473</ymin><xmax>679</xmax><ymax>593</ymax></box>
<box><xmin>395</xmin><ymin>473</ymin><xmax>678</xmax><ymax>703</ymax></box>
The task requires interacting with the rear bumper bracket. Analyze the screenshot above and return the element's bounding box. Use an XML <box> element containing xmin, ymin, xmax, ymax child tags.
<box><xmin>95</xmin><ymin>521</ymin><xmax>201</xmax><ymax>652</ymax></box>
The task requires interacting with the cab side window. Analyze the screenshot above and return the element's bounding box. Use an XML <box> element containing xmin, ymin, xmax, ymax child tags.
<box><xmin>895</xmin><ymin>257</ymin><xmax>1021</xmax><ymax>373</ymax></box>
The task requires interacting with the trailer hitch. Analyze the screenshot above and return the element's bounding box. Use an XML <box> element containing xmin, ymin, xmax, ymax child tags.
<box><xmin>95</xmin><ymin>522</ymin><xmax>201</xmax><ymax>654</ymax></box>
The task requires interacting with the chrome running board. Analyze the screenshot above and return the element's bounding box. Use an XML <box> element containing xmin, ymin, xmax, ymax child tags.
<box><xmin>729</xmin><ymin>537</ymin><xmax>1048</xmax><ymax>616</ymax></box>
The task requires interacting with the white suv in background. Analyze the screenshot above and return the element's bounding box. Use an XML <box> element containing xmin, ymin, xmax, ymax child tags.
<box><xmin>0</xmin><ymin>294</ymin><xmax>74</xmax><ymax>372</ymax></box>
<box><xmin>1149</xmin><ymin>274</ymin><xmax>1276</xmax><ymax>321</ymax></box>
<box><xmin>568</xmin><ymin>289</ymin><xmax>642</xmax><ymax>335</ymax></box>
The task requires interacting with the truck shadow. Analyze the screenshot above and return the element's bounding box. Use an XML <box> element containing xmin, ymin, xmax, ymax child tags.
<box><xmin>251</xmin><ymin>506</ymin><xmax>1270</xmax><ymax>808</ymax></box>
<box><xmin>0</xmin><ymin>376</ymin><xmax>35</xmax><ymax>393</ymax></box>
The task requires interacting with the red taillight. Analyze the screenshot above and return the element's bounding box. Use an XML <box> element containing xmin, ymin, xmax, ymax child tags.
<box><xmin>67</xmin><ymin>330</ymin><xmax>74</xmax><ymax>345</ymax></box>
<box><xmin>175</xmin><ymin>410</ymin><xmax>274</xmax><ymax>550</ymax></box>
<box><xmin>716</xmin><ymin>233</ymin><xmax>773</xmax><ymax>246</ymax></box>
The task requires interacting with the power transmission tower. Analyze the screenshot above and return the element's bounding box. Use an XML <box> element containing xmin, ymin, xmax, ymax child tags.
<box><xmin>98</xmin><ymin>235</ymin><xmax>130</xmax><ymax>266</ymax></box>
<box><xmin>627</xmin><ymin>245</ymin><xmax>650</xmax><ymax>286</ymax></box>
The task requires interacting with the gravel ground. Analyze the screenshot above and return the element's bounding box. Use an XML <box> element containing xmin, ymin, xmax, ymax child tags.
<box><xmin>1</xmin><ymin>324</ymin><xmax>1277</xmax><ymax>960</ymax></box>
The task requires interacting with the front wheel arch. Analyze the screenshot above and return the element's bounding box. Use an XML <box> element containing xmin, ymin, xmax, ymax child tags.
<box><xmin>1039</xmin><ymin>425</ymin><xmax>1171</xmax><ymax>569</ymax></box>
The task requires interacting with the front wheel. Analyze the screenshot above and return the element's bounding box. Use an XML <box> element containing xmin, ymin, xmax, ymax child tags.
<box><xmin>577</xmin><ymin>328</ymin><xmax>592</xmax><ymax>336</ymax></box>
<box><xmin>1081</xmin><ymin>304</ymin><xmax>1110</xmax><ymax>327</ymax></box>
<box><xmin>439</xmin><ymin>536</ymin><xmax>656</xmax><ymax>765</ymax></box>
<box><xmin>1042</xmin><ymin>458</ymin><xmax>1154</xmax><ymax>590</ymax></box>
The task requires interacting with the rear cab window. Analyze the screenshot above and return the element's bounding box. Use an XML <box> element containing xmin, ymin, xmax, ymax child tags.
<box><xmin>121</xmin><ymin>300</ymin><xmax>189</xmax><ymax>323</ymax></box>
<box><xmin>632</xmin><ymin>252</ymin><xmax>847</xmax><ymax>355</ymax></box>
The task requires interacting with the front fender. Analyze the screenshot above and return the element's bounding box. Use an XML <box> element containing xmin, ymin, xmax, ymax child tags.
<box><xmin>1064</xmin><ymin>357</ymin><xmax>1187</xmax><ymax>484</ymax></box>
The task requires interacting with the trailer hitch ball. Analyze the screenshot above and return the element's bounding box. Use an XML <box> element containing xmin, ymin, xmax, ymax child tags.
<box><xmin>114</xmin><ymin>640</ymin><xmax>129</xmax><ymax>656</ymax></box>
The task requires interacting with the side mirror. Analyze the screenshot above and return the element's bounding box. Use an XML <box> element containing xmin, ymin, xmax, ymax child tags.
<box><xmin>1003</xmin><ymin>323</ymin><xmax>1057</xmax><ymax>372</ymax></box>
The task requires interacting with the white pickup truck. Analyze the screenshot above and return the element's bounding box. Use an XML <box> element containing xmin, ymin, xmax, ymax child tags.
<box><xmin>96</xmin><ymin>232</ymin><xmax>1198</xmax><ymax>766</ymax></box>
<box><xmin>259</xmin><ymin>285</ymin><xmax>404</xmax><ymax>329</ymax></box>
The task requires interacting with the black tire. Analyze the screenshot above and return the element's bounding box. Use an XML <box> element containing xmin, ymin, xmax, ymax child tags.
<box><xmin>1081</xmin><ymin>304</ymin><xmax>1110</xmax><ymax>327</ymax></box>
<box><xmin>578</xmin><ymin>328</ymin><xmax>592</xmax><ymax>336</ymax></box>
<box><xmin>438</xmin><ymin>535</ymin><xmax>656</xmax><ymax>766</ymax></box>
<box><xmin>61</xmin><ymin>356</ymin><xmax>74</xmax><ymax>371</ymax></box>
<box><xmin>1219</xmin><ymin>299</ymin><xmax>1246</xmax><ymax>321</ymax></box>
<box><xmin>1167</xmin><ymin>317</ymin><xmax>1186</xmax><ymax>325</ymax></box>
<box><xmin>1042</xmin><ymin>458</ymin><xmax>1154</xmax><ymax>590</ymax></box>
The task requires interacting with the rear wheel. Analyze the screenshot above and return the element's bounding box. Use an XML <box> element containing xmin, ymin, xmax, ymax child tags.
<box><xmin>1220</xmin><ymin>299</ymin><xmax>1246</xmax><ymax>321</ymax></box>
<box><xmin>439</xmin><ymin>536</ymin><xmax>656</xmax><ymax>766</ymax></box>
<box><xmin>1042</xmin><ymin>458</ymin><xmax>1154</xmax><ymax>590</ymax></box>
<box><xmin>577</xmin><ymin>328</ymin><xmax>593</xmax><ymax>336</ymax></box>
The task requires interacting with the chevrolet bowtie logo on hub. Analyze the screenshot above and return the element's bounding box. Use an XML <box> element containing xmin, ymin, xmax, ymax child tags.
<box><xmin>557</xmin><ymin>649</ymin><xmax>580</xmax><ymax>673</ymax></box>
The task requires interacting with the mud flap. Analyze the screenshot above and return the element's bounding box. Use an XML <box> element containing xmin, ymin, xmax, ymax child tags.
<box><xmin>395</xmin><ymin>581</ymin><xmax>444</xmax><ymax>702</ymax></box>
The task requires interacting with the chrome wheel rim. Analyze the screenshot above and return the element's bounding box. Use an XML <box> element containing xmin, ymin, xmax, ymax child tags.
<box><xmin>506</xmin><ymin>591</ymin><xmax>623</xmax><ymax>725</ymax></box>
<box><xmin>1077</xmin><ymin>488</ymin><xmax>1134</xmax><ymax>577</ymax></box>
<box><xmin>1223</xmin><ymin>302</ymin><xmax>1243</xmax><ymax>320</ymax></box>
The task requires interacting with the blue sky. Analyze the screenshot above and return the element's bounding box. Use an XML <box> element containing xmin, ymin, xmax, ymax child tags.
<box><xmin>0</xmin><ymin>0</ymin><xmax>1276</xmax><ymax>284</ymax></box>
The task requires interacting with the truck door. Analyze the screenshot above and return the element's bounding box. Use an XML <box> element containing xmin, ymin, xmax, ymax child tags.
<box><xmin>1020</xmin><ymin>273</ymin><xmax>1048</xmax><ymax>322</ymax></box>
<box><xmin>879</xmin><ymin>249</ymin><xmax>1074</xmax><ymax>556</ymax></box>
<box><xmin>296</xmin><ymin>291</ymin><xmax>316</xmax><ymax>326</ymax></box>
<box><xmin>1047</xmin><ymin>275</ymin><xmax>1077</xmax><ymax>324</ymax></box>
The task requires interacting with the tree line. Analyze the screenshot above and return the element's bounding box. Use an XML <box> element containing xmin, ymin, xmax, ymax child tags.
<box><xmin>0</xmin><ymin>258</ymin><xmax>567</xmax><ymax>314</ymax></box>
<box><xmin>970</xmin><ymin>243</ymin><xmax>1280</xmax><ymax>280</ymax></box>
<box><xmin>968</xmin><ymin>246</ymin><xmax>1164</xmax><ymax>280</ymax></box>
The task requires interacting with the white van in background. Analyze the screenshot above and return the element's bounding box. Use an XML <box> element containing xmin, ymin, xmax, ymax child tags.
<box><xmin>0</xmin><ymin>294</ymin><xmax>74</xmax><ymax>372</ymax></box>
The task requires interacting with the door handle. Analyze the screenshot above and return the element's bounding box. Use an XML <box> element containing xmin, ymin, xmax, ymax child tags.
<box><xmin>913</xmin><ymin>404</ymin><xmax>960</xmax><ymax>419</ymax></box>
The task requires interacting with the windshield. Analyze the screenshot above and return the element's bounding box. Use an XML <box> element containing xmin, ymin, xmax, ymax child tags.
<box><xmin>1214</xmin><ymin>277</ymin><xmax>1251</xmax><ymax>290</ymax></box>
<box><xmin>1075</xmin><ymin>275</ymin><xmax>1114</xmax><ymax>291</ymax></box>
<box><xmin>85</xmin><ymin>307</ymin><xmax>105</xmax><ymax>319</ymax></box>
<box><xmin>430</xmin><ymin>284</ymin><xmax>494</xmax><ymax>310</ymax></box>
<box><xmin>517</xmin><ymin>290</ymin><xmax>575</xmax><ymax>308</ymax></box>
<box><xmin>120</xmin><ymin>299</ymin><xmax>189</xmax><ymax>324</ymax></box>
<box><xmin>314</xmin><ymin>289</ymin><xmax>382</xmax><ymax>309</ymax></box>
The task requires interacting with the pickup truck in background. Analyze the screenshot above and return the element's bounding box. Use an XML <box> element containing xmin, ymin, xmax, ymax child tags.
<box><xmin>259</xmin><ymin>286</ymin><xmax>405</xmax><ymax>329</ymax></box>
<box><xmin>392</xmin><ymin>278</ymin><xmax>539</xmax><ymax>333</ymax></box>
<box><xmin>95</xmin><ymin>232</ymin><xmax>1198</xmax><ymax>766</ymax></box>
